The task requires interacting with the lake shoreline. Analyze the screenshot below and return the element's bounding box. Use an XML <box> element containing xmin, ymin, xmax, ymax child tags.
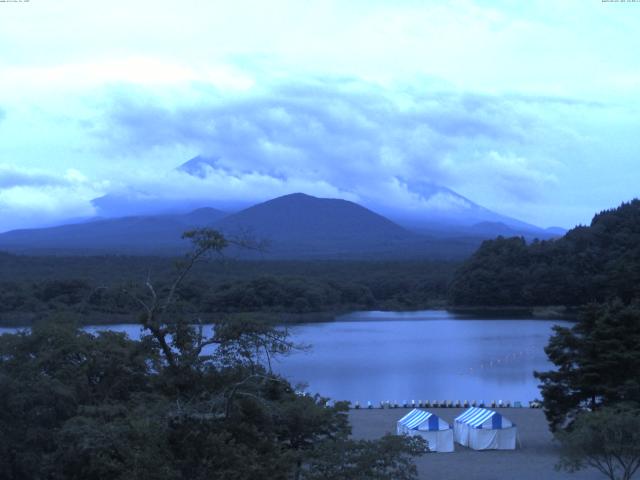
<box><xmin>0</xmin><ymin>304</ymin><xmax>579</xmax><ymax>328</ymax></box>
<box><xmin>446</xmin><ymin>305</ymin><xmax>580</xmax><ymax>320</ymax></box>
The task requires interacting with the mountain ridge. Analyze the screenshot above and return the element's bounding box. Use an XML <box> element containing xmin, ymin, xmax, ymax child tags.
<box><xmin>89</xmin><ymin>156</ymin><xmax>564</xmax><ymax>237</ymax></box>
<box><xmin>0</xmin><ymin>192</ymin><xmax>563</xmax><ymax>259</ymax></box>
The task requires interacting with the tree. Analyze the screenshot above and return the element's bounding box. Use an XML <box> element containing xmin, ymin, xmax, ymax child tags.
<box><xmin>0</xmin><ymin>319</ymin><xmax>153</xmax><ymax>480</ymax></box>
<box><xmin>449</xmin><ymin>199</ymin><xmax>640</xmax><ymax>308</ymax></box>
<box><xmin>535</xmin><ymin>302</ymin><xmax>640</xmax><ymax>431</ymax></box>
<box><xmin>0</xmin><ymin>228</ymin><xmax>425</xmax><ymax>480</ymax></box>
<box><xmin>301</xmin><ymin>435</ymin><xmax>426</xmax><ymax>480</ymax></box>
<box><xmin>556</xmin><ymin>406</ymin><xmax>640</xmax><ymax>480</ymax></box>
<box><xmin>127</xmin><ymin>228</ymin><xmax>234</xmax><ymax>370</ymax></box>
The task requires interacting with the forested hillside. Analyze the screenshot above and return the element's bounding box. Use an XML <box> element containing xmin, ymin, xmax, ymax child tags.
<box><xmin>449</xmin><ymin>200</ymin><xmax>640</xmax><ymax>306</ymax></box>
<box><xmin>0</xmin><ymin>255</ymin><xmax>456</xmax><ymax>326</ymax></box>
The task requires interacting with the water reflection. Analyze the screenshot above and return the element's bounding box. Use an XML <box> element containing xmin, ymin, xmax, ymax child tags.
<box><xmin>278</xmin><ymin>310</ymin><xmax>567</xmax><ymax>403</ymax></box>
<box><xmin>0</xmin><ymin>310</ymin><xmax>567</xmax><ymax>404</ymax></box>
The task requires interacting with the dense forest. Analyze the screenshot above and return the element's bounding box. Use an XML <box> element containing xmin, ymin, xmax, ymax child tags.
<box><xmin>449</xmin><ymin>200</ymin><xmax>640</xmax><ymax>307</ymax></box>
<box><xmin>0</xmin><ymin>254</ymin><xmax>456</xmax><ymax>326</ymax></box>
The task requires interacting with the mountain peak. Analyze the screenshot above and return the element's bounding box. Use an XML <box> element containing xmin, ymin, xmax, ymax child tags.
<box><xmin>272</xmin><ymin>192</ymin><xmax>316</xmax><ymax>201</ymax></box>
<box><xmin>177</xmin><ymin>155</ymin><xmax>219</xmax><ymax>178</ymax></box>
<box><xmin>262</xmin><ymin>192</ymin><xmax>344</xmax><ymax>205</ymax></box>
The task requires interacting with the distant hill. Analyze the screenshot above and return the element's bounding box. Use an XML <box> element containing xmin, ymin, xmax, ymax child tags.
<box><xmin>463</xmin><ymin>221</ymin><xmax>564</xmax><ymax>240</ymax></box>
<box><xmin>0</xmin><ymin>190</ymin><xmax>561</xmax><ymax>260</ymax></box>
<box><xmin>371</xmin><ymin>180</ymin><xmax>561</xmax><ymax>239</ymax></box>
<box><xmin>214</xmin><ymin>193</ymin><xmax>422</xmax><ymax>258</ymax></box>
<box><xmin>210</xmin><ymin>193</ymin><xmax>459</xmax><ymax>258</ymax></box>
<box><xmin>544</xmin><ymin>226</ymin><xmax>567</xmax><ymax>236</ymax></box>
<box><xmin>0</xmin><ymin>193</ymin><xmax>484</xmax><ymax>259</ymax></box>
<box><xmin>448</xmin><ymin>199</ymin><xmax>640</xmax><ymax>306</ymax></box>
<box><xmin>0</xmin><ymin>208</ymin><xmax>227</xmax><ymax>255</ymax></box>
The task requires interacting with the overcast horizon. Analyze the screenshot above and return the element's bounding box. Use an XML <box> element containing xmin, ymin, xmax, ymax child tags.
<box><xmin>1</xmin><ymin>0</ymin><xmax>639</xmax><ymax>232</ymax></box>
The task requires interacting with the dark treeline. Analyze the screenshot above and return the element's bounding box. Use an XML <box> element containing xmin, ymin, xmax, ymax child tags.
<box><xmin>0</xmin><ymin>255</ymin><xmax>457</xmax><ymax>326</ymax></box>
<box><xmin>449</xmin><ymin>199</ymin><xmax>640</xmax><ymax>307</ymax></box>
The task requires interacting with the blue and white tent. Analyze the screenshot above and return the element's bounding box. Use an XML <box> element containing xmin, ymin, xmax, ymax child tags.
<box><xmin>397</xmin><ymin>409</ymin><xmax>454</xmax><ymax>452</ymax></box>
<box><xmin>454</xmin><ymin>407</ymin><xmax>517</xmax><ymax>450</ymax></box>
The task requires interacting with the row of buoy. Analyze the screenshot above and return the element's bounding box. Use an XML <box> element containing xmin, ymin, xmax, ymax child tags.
<box><xmin>460</xmin><ymin>350</ymin><xmax>538</xmax><ymax>375</ymax></box>
<box><xmin>351</xmin><ymin>399</ymin><xmax>543</xmax><ymax>409</ymax></box>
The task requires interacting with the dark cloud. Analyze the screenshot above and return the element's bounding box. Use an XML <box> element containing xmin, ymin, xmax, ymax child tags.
<box><xmin>98</xmin><ymin>77</ymin><xmax>528</xmax><ymax>149</ymax></box>
<box><xmin>92</xmin><ymin>76</ymin><xmax>584</xmax><ymax>204</ymax></box>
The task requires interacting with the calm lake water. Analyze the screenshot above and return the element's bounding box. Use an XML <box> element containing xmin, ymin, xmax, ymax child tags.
<box><xmin>0</xmin><ymin>310</ymin><xmax>567</xmax><ymax>404</ymax></box>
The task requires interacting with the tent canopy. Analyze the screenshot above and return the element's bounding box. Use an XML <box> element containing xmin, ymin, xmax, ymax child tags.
<box><xmin>455</xmin><ymin>407</ymin><xmax>513</xmax><ymax>429</ymax></box>
<box><xmin>398</xmin><ymin>409</ymin><xmax>450</xmax><ymax>431</ymax></box>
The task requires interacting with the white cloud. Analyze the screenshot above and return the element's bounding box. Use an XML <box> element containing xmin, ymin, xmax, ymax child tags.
<box><xmin>0</xmin><ymin>165</ymin><xmax>102</xmax><ymax>231</ymax></box>
<box><xmin>0</xmin><ymin>0</ymin><xmax>638</xmax><ymax>229</ymax></box>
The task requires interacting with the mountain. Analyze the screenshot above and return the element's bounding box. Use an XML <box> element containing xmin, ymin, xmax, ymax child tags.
<box><xmin>91</xmin><ymin>156</ymin><xmax>248</xmax><ymax>218</ymax></box>
<box><xmin>373</xmin><ymin>181</ymin><xmax>559</xmax><ymax>239</ymax></box>
<box><xmin>90</xmin><ymin>156</ymin><xmax>560</xmax><ymax>240</ymax></box>
<box><xmin>214</xmin><ymin>193</ymin><xmax>418</xmax><ymax>258</ymax></box>
<box><xmin>0</xmin><ymin>208</ymin><xmax>227</xmax><ymax>255</ymax></box>
<box><xmin>0</xmin><ymin>194</ymin><xmax>484</xmax><ymax>259</ymax></box>
<box><xmin>0</xmin><ymin>190</ymin><xmax>560</xmax><ymax>259</ymax></box>
<box><xmin>545</xmin><ymin>226</ymin><xmax>568</xmax><ymax>236</ymax></box>
<box><xmin>209</xmin><ymin>193</ymin><xmax>498</xmax><ymax>259</ymax></box>
<box><xmin>176</xmin><ymin>155</ymin><xmax>220</xmax><ymax>178</ymax></box>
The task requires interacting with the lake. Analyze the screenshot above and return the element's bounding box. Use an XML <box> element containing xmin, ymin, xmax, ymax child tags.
<box><xmin>0</xmin><ymin>310</ymin><xmax>567</xmax><ymax>404</ymax></box>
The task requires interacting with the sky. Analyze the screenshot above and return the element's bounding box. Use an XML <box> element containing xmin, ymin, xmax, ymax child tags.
<box><xmin>0</xmin><ymin>0</ymin><xmax>639</xmax><ymax>232</ymax></box>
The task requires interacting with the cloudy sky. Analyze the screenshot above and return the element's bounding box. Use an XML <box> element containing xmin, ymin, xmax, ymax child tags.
<box><xmin>0</xmin><ymin>0</ymin><xmax>639</xmax><ymax>232</ymax></box>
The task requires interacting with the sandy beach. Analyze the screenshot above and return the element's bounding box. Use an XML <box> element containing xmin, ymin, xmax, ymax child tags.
<box><xmin>349</xmin><ymin>408</ymin><xmax>604</xmax><ymax>480</ymax></box>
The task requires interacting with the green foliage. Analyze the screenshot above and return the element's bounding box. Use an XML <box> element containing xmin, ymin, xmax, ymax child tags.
<box><xmin>556</xmin><ymin>406</ymin><xmax>640</xmax><ymax>480</ymax></box>
<box><xmin>535</xmin><ymin>302</ymin><xmax>640</xmax><ymax>431</ymax></box>
<box><xmin>0</xmin><ymin>257</ymin><xmax>456</xmax><ymax>326</ymax></box>
<box><xmin>0</xmin><ymin>229</ymin><xmax>424</xmax><ymax>479</ymax></box>
<box><xmin>181</xmin><ymin>228</ymin><xmax>228</xmax><ymax>252</ymax></box>
<box><xmin>0</xmin><ymin>320</ymin><xmax>154</xmax><ymax>479</ymax></box>
<box><xmin>449</xmin><ymin>199</ymin><xmax>640</xmax><ymax>307</ymax></box>
<box><xmin>0</xmin><ymin>308</ymin><xmax>365</xmax><ymax>479</ymax></box>
<box><xmin>302</xmin><ymin>435</ymin><xmax>425</xmax><ymax>480</ymax></box>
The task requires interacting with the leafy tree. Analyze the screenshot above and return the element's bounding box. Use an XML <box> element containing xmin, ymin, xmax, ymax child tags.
<box><xmin>0</xmin><ymin>319</ymin><xmax>153</xmax><ymax>479</ymax></box>
<box><xmin>535</xmin><ymin>302</ymin><xmax>640</xmax><ymax>431</ymax></box>
<box><xmin>556</xmin><ymin>406</ymin><xmax>640</xmax><ymax>480</ymax></box>
<box><xmin>302</xmin><ymin>435</ymin><xmax>425</xmax><ymax>480</ymax></box>
<box><xmin>449</xmin><ymin>199</ymin><xmax>640</xmax><ymax>307</ymax></box>
<box><xmin>0</xmin><ymin>228</ymin><xmax>424</xmax><ymax>480</ymax></box>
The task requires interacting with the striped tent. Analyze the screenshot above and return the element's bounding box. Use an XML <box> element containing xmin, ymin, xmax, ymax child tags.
<box><xmin>454</xmin><ymin>407</ymin><xmax>517</xmax><ymax>450</ymax></box>
<box><xmin>397</xmin><ymin>409</ymin><xmax>454</xmax><ymax>453</ymax></box>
